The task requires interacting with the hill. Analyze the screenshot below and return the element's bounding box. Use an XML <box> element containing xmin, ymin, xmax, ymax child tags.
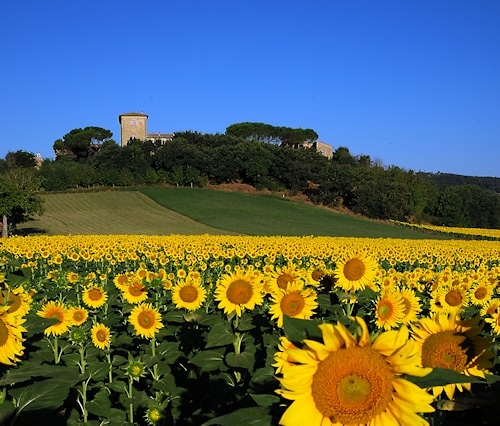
<box><xmin>17</xmin><ymin>188</ymin><xmax>453</xmax><ymax>238</ymax></box>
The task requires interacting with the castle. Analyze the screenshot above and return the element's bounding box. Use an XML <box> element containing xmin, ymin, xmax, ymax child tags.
<box><xmin>118</xmin><ymin>112</ymin><xmax>332</xmax><ymax>158</ymax></box>
<box><xmin>118</xmin><ymin>112</ymin><xmax>173</xmax><ymax>146</ymax></box>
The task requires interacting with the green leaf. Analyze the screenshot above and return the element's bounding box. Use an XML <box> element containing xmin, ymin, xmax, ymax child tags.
<box><xmin>236</xmin><ymin>313</ymin><xmax>255</xmax><ymax>331</ymax></box>
<box><xmin>85</xmin><ymin>389</ymin><xmax>111</xmax><ymax>417</ymax></box>
<box><xmin>86</xmin><ymin>362</ymin><xmax>109</xmax><ymax>381</ymax></box>
<box><xmin>407</xmin><ymin>368</ymin><xmax>485</xmax><ymax>388</ymax></box>
<box><xmin>0</xmin><ymin>400</ymin><xmax>15</xmax><ymax>424</ymax></box>
<box><xmin>0</xmin><ymin>363</ymin><xmax>80</xmax><ymax>386</ymax></box>
<box><xmin>249</xmin><ymin>393</ymin><xmax>280</xmax><ymax>407</ymax></box>
<box><xmin>190</xmin><ymin>349</ymin><xmax>225</xmax><ymax>371</ymax></box>
<box><xmin>107</xmin><ymin>380</ymin><xmax>128</xmax><ymax>394</ymax></box>
<box><xmin>282</xmin><ymin>316</ymin><xmax>322</xmax><ymax>343</ymax></box>
<box><xmin>152</xmin><ymin>375</ymin><xmax>177</xmax><ymax>394</ymax></box>
<box><xmin>201</xmin><ymin>407</ymin><xmax>273</xmax><ymax>425</ymax></box>
<box><xmin>206</xmin><ymin>322</ymin><xmax>235</xmax><ymax>348</ymax></box>
<box><xmin>9</xmin><ymin>378</ymin><xmax>71</xmax><ymax>413</ymax></box>
<box><xmin>485</xmin><ymin>373</ymin><xmax>500</xmax><ymax>384</ymax></box>
<box><xmin>225</xmin><ymin>351</ymin><xmax>255</xmax><ymax>370</ymax></box>
<box><xmin>357</xmin><ymin>286</ymin><xmax>378</xmax><ymax>303</ymax></box>
<box><xmin>163</xmin><ymin>310</ymin><xmax>187</xmax><ymax>323</ymax></box>
<box><xmin>249</xmin><ymin>366</ymin><xmax>276</xmax><ymax>390</ymax></box>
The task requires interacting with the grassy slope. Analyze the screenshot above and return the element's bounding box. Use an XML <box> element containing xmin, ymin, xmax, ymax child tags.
<box><xmin>140</xmin><ymin>187</ymin><xmax>451</xmax><ymax>239</ymax></box>
<box><xmin>18</xmin><ymin>191</ymin><xmax>234</xmax><ymax>235</ymax></box>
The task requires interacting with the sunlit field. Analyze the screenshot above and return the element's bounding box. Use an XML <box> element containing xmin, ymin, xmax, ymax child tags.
<box><xmin>1</xmin><ymin>234</ymin><xmax>499</xmax><ymax>425</ymax></box>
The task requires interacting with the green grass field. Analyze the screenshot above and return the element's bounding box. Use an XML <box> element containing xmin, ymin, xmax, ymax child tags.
<box><xmin>17</xmin><ymin>187</ymin><xmax>452</xmax><ymax>238</ymax></box>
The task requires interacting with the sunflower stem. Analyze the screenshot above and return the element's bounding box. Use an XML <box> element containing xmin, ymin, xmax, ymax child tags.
<box><xmin>128</xmin><ymin>376</ymin><xmax>134</xmax><ymax>424</ymax></box>
<box><xmin>107</xmin><ymin>351</ymin><xmax>113</xmax><ymax>383</ymax></box>
<box><xmin>151</xmin><ymin>337</ymin><xmax>160</xmax><ymax>381</ymax></box>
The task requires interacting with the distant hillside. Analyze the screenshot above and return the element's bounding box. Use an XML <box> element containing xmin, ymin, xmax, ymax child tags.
<box><xmin>423</xmin><ymin>172</ymin><xmax>500</xmax><ymax>193</ymax></box>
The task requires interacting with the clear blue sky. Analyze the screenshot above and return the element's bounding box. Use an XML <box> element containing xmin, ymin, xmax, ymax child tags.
<box><xmin>2</xmin><ymin>0</ymin><xmax>499</xmax><ymax>177</ymax></box>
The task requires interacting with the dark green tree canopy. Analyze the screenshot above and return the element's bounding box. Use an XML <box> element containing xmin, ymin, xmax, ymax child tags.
<box><xmin>225</xmin><ymin>122</ymin><xmax>318</xmax><ymax>146</ymax></box>
<box><xmin>5</xmin><ymin>150</ymin><xmax>37</xmax><ymax>168</ymax></box>
<box><xmin>53</xmin><ymin>126</ymin><xmax>113</xmax><ymax>161</ymax></box>
<box><xmin>0</xmin><ymin>169</ymin><xmax>44</xmax><ymax>237</ymax></box>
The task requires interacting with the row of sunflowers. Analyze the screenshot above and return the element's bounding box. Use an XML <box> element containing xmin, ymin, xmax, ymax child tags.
<box><xmin>0</xmin><ymin>234</ymin><xmax>499</xmax><ymax>425</ymax></box>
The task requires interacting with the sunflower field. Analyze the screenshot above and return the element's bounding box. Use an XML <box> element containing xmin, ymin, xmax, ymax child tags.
<box><xmin>0</xmin><ymin>234</ymin><xmax>499</xmax><ymax>426</ymax></box>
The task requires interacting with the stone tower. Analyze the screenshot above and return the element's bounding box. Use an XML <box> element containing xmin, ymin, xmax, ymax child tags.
<box><xmin>118</xmin><ymin>112</ymin><xmax>149</xmax><ymax>146</ymax></box>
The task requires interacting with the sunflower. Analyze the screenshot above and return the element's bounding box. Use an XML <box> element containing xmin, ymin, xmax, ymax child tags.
<box><xmin>400</xmin><ymin>287</ymin><xmax>422</xmax><ymax>325</ymax></box>
<box><xmin>172</xmin><ymin>278</ymin><xmax>207</xmax><ymax>311</ymax></box>
<box><xmin>0</xmin><ymin>307</ymin><xmax>26</xmax><ymax>365</ymax></box>
<box><xmin>484</xmin><ymin>309</ymin><xmax>500</xmax><ymax>334</ymax></box>
<box><xmin>276</xmin><ymin>317</ymin><xmax>434</xmax><ymax>426</ymax></box>
<box><xmin>269</xmin><ymin>265</ymin><xmax>306</xmax><ymax>293</ymax></box>
<box><xmin>214</xmin><ymin>270</ymin><xmax>264</xmax><ymax>317</ymax></box>
<box><xmin>410</xmin><ymin>312</ymin><xmax>494</xmax><ymax>400</ymax></box>
<box><xmin>272</xmin><ymin>336</ymin><xmax>298</xmax><ymax>374</ymax></box>
<box><xmin>82</xmin><ymin>285</ymin><xmax>108</xmax><ymax>309</ymax></box>
<box><xmin>436</xmin><ymin>284</ymin><xmax>469</xmax><ymax>314</ymax></box>
<box><xmin>373</xmin><ymin>291</ymin><xmax>406</xmax><ymax>330</ymax></box>
<box><xmin>113</xmin><ymin>273</ymin><xmax>132</xmax><ymax>290</ymax></box>
<box><xmin>129</xmin><ymin>303</ymin><xmax>163</xmax><ymax>339</ymax></box>
<box><xmin>91</xmin><ymin>323</ymin><xmax>111</xmax><ymax>350</ymax></box>
<box><xmin>121</xmin><ymin>278</ymin><xmax>149</xmax><ymax>304</ymax></box>
<box><xmin>268</xmin><ymin>282</ymin><xmax>318</xmax><ymax>328</ymax></box>
<box><xmin>37</xmin><ymin>300</ymin><xmax>72</xmax><ymax>336</ymax></box>
<box><xmin>69</xmin><ymin>306</ymin><xmax>88</xmax><ymax>326</ymax></box>
<box><xmin>333</xmin><ymin>252</ymin><xmax>378</xmax><ymax>292</ymax></box>
<box><xmin>0</xmin><ymin>286</ymin><xmax>31</xmax><ymax>317</ymax></box>
<box><xmin>468</xmin><ymin>279</ymin><xmax>494</xmax><ymax>306</ymax></box>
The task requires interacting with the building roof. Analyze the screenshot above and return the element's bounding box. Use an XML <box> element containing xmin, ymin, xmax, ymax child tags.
<box><xmin>118</xmin><ymin>112</ymin><xmax>149</xmax><ymax>123</ymax></box>
<box><xmin>147</xmin><ymin>132</ymin><xmax>174</xmax><ymax>139</ymax></box>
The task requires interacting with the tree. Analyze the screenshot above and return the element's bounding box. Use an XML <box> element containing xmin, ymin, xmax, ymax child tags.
<box><xmin>225</xmin><ymin>122</ymin><xmax>318</xmax><ymax>146</ymax></box>
<box><xmin>53</xmin><ymin>126</ymin><xmax>113</xmax><ymax>161</ymax></box>
<box><xmin>5</xmin><ymin>150</ymin><xmax>37</xmax><ymax>168</ymax></box>
<box><xmin>0</xmin><ymin>169</ymin><xmax>44</xmax><ymax>237</ymax></box>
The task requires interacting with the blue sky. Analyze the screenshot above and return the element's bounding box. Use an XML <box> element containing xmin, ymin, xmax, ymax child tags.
<box><xmin>2</xmin><ymin>0</ymin><xmax>499</xmax><ymax>177</ymax></box>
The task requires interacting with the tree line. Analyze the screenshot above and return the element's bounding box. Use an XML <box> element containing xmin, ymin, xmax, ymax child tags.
<box><xmin>1</xmin><ymin>124</ymin><xmax>500</xmax><ymax>234</ymax></box>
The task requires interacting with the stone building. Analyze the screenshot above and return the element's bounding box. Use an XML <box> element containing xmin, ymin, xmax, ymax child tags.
<box><xmin>118</xmin><ymin>112</ymin><xmax>333</xmax><ymax>159</ymax></box>
<box><xmin>118</xmin><ymin>112</ymin><xmax>174</xmax><ymax>146</ymax></box>
<box><xmin>303</xmin><ymin>141</ymin><xmax>333</xmax><ymax>159</ymax></box>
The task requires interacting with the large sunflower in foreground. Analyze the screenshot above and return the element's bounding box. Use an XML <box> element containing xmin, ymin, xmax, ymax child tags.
<box><xmin>276</xmin><ymin>317</ymin><xmax>434</xmax><ymax>426</ymax></box>
<box><xmin>411</xmin><ymin>312</ymin><xmax>494</xmax><ymax>400</ymax></box>
<box><xmin>172</xmin><ymin>278</ymin><xmax>207</xmax><ymax>311</ymax></box>
<box><xmin>333</xmin><ymin>252</ymin><xmax>378</xmax><ymax>292</ymax></box>
<box><xmin>0</xmin><ymin>307</ymin><xmax>26</xmax><ymax>365</ymax></box>
<box><xmin>268</xmin><ymin>282</ymin><xmax>318</xmax><ymax>327</ymax></box>
<box><xmin>214</xmin><ymin>270</ymin><xmax>264</xmax><ymax>317</ymax></box>
<box><xmin>129</xmin><ymin>303</ymin><xmax>163</xmax><ymax>339</ymax></box>
<box><xmin>37</xmin><ymin>300</ymin><xmax>72</xmax><ymax>336</ymax></box>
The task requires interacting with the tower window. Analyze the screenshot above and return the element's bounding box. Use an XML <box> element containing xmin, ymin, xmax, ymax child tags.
<box><xmin>131</xmin><ymin>119</ymin><xmax>137</xmax><ymax>126</ymax></box>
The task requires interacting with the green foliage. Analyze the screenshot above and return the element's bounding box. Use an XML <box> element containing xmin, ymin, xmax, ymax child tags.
<box><xmin>0</xmin><ymin>169</ymin><xmax>44</xmax><ymax>236</ymax></box>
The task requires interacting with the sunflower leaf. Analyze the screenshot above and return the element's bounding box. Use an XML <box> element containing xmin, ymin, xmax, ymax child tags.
<box><xmin>407</xmin><ymin>368</ymin><xmax>485</xmax><ymax>388</ymax></box>
<box><xmin>201</xmin><ymin>407</ymin><xmax>273</xmax><ymax>426</ymax></box>
<box><xmin>9</xmin><ymin>378</ymin><xmax>71</xmax><ymax>413</ymax></box>
<box><xmin>249</xmin><ymin>393</ymin><xmax>280</xmax><ymax>407</ymax></box>
<box><xmin>189</xmin><ymin>349</ymin><xmax>225</xmax><ymax>371</ymax></box>
<box><xmin>226</xmin><ymin>351</ymin><xmax>255</xmax><ymax>370</ymax></box>
<box><xmin>282</xmin><ymin>316</ymin><xmax>322</xmax><ymax>343</ymax></box>
<box><xmin>206</xmin><ymin>322</ymin><xmax>235</xmax><ymax>348</ymax></box>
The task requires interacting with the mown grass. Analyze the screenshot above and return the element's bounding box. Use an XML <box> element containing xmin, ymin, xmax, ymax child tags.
<box><xmin>140</xmin><ymin>187</ymin><xmax>452</xmax><ymax>239</ymax></box>
<box><xmin>17</xmin><ymin>188</ymin><xmax>453</xmax><ymax>238</ymax></box>
<box><xmin>18</xmin><ymin>191</ymin><xmax>234</xmax><ymax>235</ymax></box>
